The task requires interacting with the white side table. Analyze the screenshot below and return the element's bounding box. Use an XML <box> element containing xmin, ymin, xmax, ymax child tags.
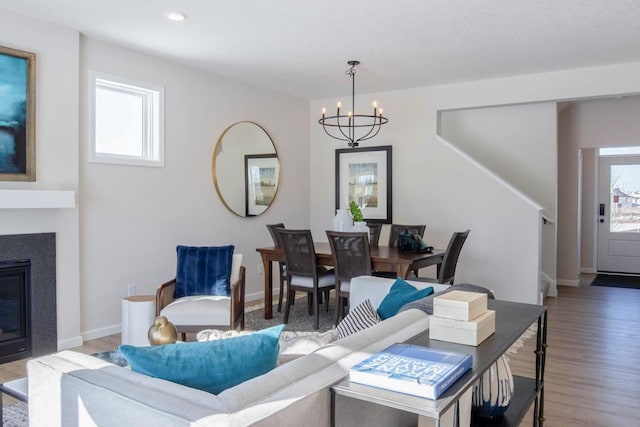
<box><xmin>121</xmin><ymin>295</ymin><xmax>156</xmax><ymax>346</ymax></box>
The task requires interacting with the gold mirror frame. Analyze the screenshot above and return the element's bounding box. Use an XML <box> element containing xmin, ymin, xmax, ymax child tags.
<box><xmin>212</xmin><ymin>121</ymin><xmax>280</xmax><ymax>217</ymax></box>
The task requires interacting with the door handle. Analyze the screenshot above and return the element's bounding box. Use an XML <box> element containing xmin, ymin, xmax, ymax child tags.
<box><xmin>599</xmin><ymin>203</ymin><xmax>605</xmax><ymax>216</ymax></box>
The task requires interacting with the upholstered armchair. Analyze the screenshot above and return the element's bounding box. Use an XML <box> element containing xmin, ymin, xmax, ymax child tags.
<box><xmin>156</xmin><ymin>247</ymin><xmax>246</xmax><ymax>338</ymax></box>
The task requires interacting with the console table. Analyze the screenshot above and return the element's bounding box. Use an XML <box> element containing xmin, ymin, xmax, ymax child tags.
<box><xmin>332</xmin><ymin>300</ymin><xmax>548</xmax><ymax>427</ymax></box>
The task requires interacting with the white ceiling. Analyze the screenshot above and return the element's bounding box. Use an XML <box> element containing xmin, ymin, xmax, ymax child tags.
<box><xmin>2</xmin><ymin>0</ymin><xmax>640</xmax><ymax>100</ymax></box>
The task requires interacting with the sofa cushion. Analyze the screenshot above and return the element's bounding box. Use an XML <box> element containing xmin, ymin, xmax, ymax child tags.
<box><xmin>119</xmin><ymin>324</ymin><xmax>284</xmax><ymax>394</ymax></box>
<box><xmin>175</xmin><ymin>245</ymin><xmax>234</xmax><ymax>298</ymax></box>
<box><xmin>398</xmin><ymin>283</ymin><xmax>495</xmax><ymax>315</ymax></box>
<box><xmin>377</xmin><ymin>278</ymin><xmax>434</xmax><ymax>320</ymax></box>
<box><xmin>336</xmin><ymin>299</ymin><xmax>381</xmax><ymax>339</ymax></box>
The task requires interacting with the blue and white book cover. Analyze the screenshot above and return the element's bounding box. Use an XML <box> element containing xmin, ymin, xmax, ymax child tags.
<box><xmin>349</xmin><ymin>343</ymin><xmax>472</xmax><ymax>399</ymax></box>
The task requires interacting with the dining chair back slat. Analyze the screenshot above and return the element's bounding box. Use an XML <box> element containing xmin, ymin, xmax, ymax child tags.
<box><xmin>438</xmin><ymin>229</ymin><xmax>470</xmax><ymax>285</ymax></box>
<box><xmin>326</xmin><ymin>230</ymin><xmax>372</xmax><ymax>323</ymax></box>
<box><xmin>366</xmin><ymin>222</ymin><xmax>382</xmax><ymax>247</ymax></box>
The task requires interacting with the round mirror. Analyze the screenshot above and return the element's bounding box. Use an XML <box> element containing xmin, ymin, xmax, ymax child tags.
<box><xmin>212</xmin><ymin>121</ymin><xmax>280</xmax><ymax>217</ymax></box>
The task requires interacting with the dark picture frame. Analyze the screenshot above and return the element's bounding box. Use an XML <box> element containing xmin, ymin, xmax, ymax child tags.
<box><xmin>245</xmin><ymin>154</ymin><xmax>279</xmax><ymax>217</ymax></box>
<box><xmin>335</xmin><ymin>145</ymin><xmax>392</xmax><ymax>223</ymax></box>
<box><xmin>0</xmin><ymin>45</ymin><xmax>36</xmax><ymax>181</ymax></box>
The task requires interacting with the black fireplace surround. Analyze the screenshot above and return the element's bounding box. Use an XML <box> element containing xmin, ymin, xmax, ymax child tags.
<box><xmin>0</xmin><ymin>233</ymin><xmax>57</xmax><ymax>363</ymax></box>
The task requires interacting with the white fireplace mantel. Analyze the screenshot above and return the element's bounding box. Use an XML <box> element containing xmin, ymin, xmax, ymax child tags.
<box><xmin>0</xmin><ymin>189</ymin><xmax>76</xmax><ymax>209</ymax></box>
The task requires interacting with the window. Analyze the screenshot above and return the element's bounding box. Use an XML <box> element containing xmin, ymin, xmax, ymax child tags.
<box><xmin>90</xmin><ymin>71</ymin><xmax>164</xmax><ymax>167</ymax></box>
<box><xmin>599</xmin><ymin>146</ymin><xmax>640</xmax><ymax>156</ymax></box>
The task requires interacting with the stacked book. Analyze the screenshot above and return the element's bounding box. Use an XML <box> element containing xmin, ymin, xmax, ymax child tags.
<box><xmin>429</xmin><ymin>290</ymin><xmax>495</xmax><ymax>346</ymax></box>
<box><xmin>349</xmin><ymin>343</ymin><xmax>472</xmax><ymax>400</ymax></box>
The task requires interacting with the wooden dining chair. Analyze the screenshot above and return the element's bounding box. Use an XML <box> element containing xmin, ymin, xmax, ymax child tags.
<box><xmin>326</xmin><ymin>230</ymin><xmax>372</xmax><ymax>324</ymax></box>
<box><xmin>279</xmin><ymin>229</ymin><xmax>336</xmax><ymax>330</ymax></box>
<box><xmin>366</xmin><ymin>222</ymin><xmax>382</xmax><ymax>247</ymax></box>
<box><xmin>414</xmin><ymin>229</ymin><xmax>470</xmax><ymax>285</ymax></box>
<box><xmin>266</xmin><ymin>223</ymin><xmax>288</xmax><ymax>312</ymax></box>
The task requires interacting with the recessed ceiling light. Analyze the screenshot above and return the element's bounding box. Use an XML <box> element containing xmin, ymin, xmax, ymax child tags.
<box><xmin>167</xmin><ymin>12</ymin><xmax>186</xmax><ymax>22</ymax></box>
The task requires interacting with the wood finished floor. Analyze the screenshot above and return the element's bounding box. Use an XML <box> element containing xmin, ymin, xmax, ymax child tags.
<box><xmin>3</xmin><ymin>282</ymin><xmax>640</xmax><ymax>426</ymax></box>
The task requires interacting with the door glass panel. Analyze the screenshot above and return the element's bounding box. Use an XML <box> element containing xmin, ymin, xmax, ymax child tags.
<box><xmin>610</xmin><ymin>164</ymin><xmax>640</xmax><ymax>232</ymax></box>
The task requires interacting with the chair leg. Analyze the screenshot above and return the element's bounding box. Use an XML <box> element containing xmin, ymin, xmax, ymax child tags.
<box><xmin>277</xmin><ymin>277</ymin><xmax>284</xmax><ymax>312</ymax></box>
<box><xmin>336</xmin><ymin>295</ymin><xmax>343</xmax><ymax>325</ymax></box>
<box><xmin>307</xmin><ymin>293</ymin><xmax>313</xmax><ymax>315</ymax></box>
<box><xmin>324</xmin><ymin>289</ymin><xmax>330</xmax><ymax>312</ymax></box>
<box><xmin>180</xmin><ymin>332</ymin><xmax>187</xmax><ymax>342</ymax></box>
<box><xmin>313</xmin><ymin>290</ymin><xmax>319</xmax><ymax>330</ymax></box>
<box><xmin>284</xmin><ymin>287</ymin><xmax>294</xmax><ymax>324</ymax></box>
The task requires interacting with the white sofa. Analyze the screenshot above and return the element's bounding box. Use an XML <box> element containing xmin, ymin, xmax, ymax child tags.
<box><xmin>27</xmin><ymin>276</ymin><xmax>457</xmax><ymax>427</ymax></box>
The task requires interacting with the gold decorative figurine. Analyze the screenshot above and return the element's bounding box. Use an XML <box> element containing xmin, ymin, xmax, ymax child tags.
<box><xmin>148</xmin><ymin>316</ymin><xmax>178</xmax><ymax>345</ymax></box>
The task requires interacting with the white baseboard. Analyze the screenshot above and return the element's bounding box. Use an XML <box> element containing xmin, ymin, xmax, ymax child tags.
<box><xmin>58</xmin><ymin>335</ymin><xmax>83</xmax><ymax>351</ymax></box>
<box><xmin>82</xmin><ymin>324</ymin><xmax>121</xmax><ymax>341</ymax></box>
<box><xmin>581</xmin><ymin>267</ymin><xmax>597</xmax><ymax>274</ymax></box>
<box><xmin>246</xmin><ymin>290</ymin><xmax>265</xmax><ymax>303</ymax></box>
<box><xmin>557</xmin><ymin>279</ymin><xmax>580</xmax><ymax>287</ymax></box>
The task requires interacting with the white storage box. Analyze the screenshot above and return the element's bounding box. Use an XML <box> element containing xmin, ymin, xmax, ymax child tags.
<box><xmin>433</xmin><ymin>290</ymin><xmax>488</xmax><ymax>321</ymax></box>
<box><xmin>429</xmin><ymin>310</ymin><xmax>496</xmax><ymax>346</ymax></box>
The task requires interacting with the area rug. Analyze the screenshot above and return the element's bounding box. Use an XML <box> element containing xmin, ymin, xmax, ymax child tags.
<box><xmin>245</xmin><ymin>295</ymin><xmax>337</xmax><ymax>332</ymax></box>
<box><xmin>2</xmin><ymin>401</ymin><xmax>28</xmax><ymax>427</ymax></box>
<box><xmin>590</xmin><ymin>274</ymin><xmax>640</xmax><ymax>289</ymax></box>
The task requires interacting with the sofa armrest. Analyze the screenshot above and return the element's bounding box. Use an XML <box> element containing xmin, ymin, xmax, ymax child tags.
<box><xmin>350</xmin><ymin>275</ymin><xmax>450</xmax><ymax>309</ymax></box>
<box><xmin>28</xmin><ymin>351</ymin><xmax>229</xmax><ymax>427</ymax></box>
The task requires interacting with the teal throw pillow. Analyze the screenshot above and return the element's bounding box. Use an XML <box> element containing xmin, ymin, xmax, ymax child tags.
<box><xmin>377</xmin><ymin>278</ymin><xmax>434</xmax><ymax>320</ymax></box>
<box><xmin>119</xmin><ymin>324</ymin><xmax>284</xmax><ymax>394</ymax></box>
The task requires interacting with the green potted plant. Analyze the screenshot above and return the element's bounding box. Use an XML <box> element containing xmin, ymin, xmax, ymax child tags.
<box><xmin>349</xmin><ymin>201</ymin><xmax>370</xmax><ymax>234</ymax></box>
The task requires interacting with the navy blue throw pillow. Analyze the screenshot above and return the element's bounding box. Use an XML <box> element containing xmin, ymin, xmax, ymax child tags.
<box><xmin>175</xmin><ymin>245</ymin><xmax>234</xmax><ymax>298</ymax></box>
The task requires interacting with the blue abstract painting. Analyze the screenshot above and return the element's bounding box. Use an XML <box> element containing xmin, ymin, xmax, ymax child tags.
<box><xmin>0</xmin><ymin>47</ymin><xmax>32</xmax><ymax>178</ymax></box>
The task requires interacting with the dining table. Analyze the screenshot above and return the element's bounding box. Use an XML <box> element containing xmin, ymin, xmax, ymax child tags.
<box><xmin>255</xmin><ymin>243</ymin><xmax>445</xmax><ymax>319</ymax></box>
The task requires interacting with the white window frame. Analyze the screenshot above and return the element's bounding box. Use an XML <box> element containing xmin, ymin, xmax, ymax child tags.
<box><xmin>89</xmin><ymin>71</ymin><xmax>165</xmax><ymax>167</ymax></box>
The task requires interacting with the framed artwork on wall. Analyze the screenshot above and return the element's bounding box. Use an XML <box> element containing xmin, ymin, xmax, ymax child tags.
<box><xmin>245</xmin><ymin>154</ymin><xmax>279</xmax><ymax>216</ymax></box>
<box><xmin>335</xmin><ymin>145</ymin><xmax>392</xmax><ymax>223</ymax></box>
<box><xmin>0</xmin><ymin>45</ymin><xmax>36</xmax><ymax>181</ymax></box>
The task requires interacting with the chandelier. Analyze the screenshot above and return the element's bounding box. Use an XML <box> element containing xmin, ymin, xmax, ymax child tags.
<box><xmin>318</xmin><ymin>60</ymin><xmax>388</xmax><ymax>148</ymax></box>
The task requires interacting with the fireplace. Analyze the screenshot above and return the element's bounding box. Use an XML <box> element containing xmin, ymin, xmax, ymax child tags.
<box><xmin>0</xmin><ymin>233</ymin><xmax>57</xmax><ymax>363</ymax></box>
<box><xmin>0</xmin><ymin>260</ymin><xmax>31</xmax><ymax>363</ymax></box>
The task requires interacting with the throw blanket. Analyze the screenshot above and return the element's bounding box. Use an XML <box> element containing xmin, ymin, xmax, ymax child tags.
<box><xmin>398</xmin><ymin>283</ymin><xmax>495</xmax><ymax>315</ymax></box>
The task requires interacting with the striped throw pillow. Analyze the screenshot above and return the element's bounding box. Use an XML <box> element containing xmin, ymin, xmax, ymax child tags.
<box><xmin>336</xmin><ymin>299</ymin><xmax>381</xmax><ymax>339</ymax></box>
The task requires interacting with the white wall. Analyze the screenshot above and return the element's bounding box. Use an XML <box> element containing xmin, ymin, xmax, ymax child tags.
<box><xmin>79</xmin><ymin>37</ymin><xmax>309</xmax><ymax>338</ymax></box>
<box><xmin>439</xmin><ymin>103</ymin><xmax>558</xmax><ymax>216</ymax></box>
<box><xmin>439</xmin><ymin>103</ymin><xmax>558</xmax><ymax>291</ymax></box>
<box><xmin>0</xmin><ymin>11</ymin><xmax>81</xmax><ymax>348</ymax></box>
<box><xmin>310</xmin><ymin>62</ymin><xmax>640</xmax><ymax>304</ymax></box>
<box><xmin>558</xmin><ymin>96</ymin><xmax>640</xmax><ymax>281</ymax></box>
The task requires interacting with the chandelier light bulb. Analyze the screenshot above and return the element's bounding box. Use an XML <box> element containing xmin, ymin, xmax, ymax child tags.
<box><xmin>373</xmin><ymin>101</ymin><xmax>378</xmax><ymax>108</ymax></box>
<box><xmin>322</xmin><ymin>107</ymin><xmax>326</xmax><ymax>114</ymax></box>
<box><xmin>337</xmin><ymin>101</ymin><xmax>342</xmax><ymax>108</ymax></box>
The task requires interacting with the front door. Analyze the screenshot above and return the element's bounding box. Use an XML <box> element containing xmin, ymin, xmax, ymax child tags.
<box><xmin>597</xmin><ymin>155</ymin><xmax>640</xmax><ymax>273</ymax></box>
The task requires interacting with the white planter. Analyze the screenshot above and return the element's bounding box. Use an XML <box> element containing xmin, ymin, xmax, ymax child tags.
<box><xmin>351</xmin><ymin>221</ymin><xmax>370</xmax><ymax>235</ymax></box>
<box><xmin>333</xmin><ymin>209</ymin><xmax>353</xmax><ymax>231</ymax></box>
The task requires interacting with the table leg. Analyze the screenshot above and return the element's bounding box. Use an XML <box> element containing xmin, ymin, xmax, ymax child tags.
<box><xmin>260</xmin><ymin>252</ymin><xmax>273</xmax><ymax>319</ymax></box>
<box><xmin>397</xmin><ymin>264</ymin><xmax>410</xmax><ymax>279</ymax></box>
